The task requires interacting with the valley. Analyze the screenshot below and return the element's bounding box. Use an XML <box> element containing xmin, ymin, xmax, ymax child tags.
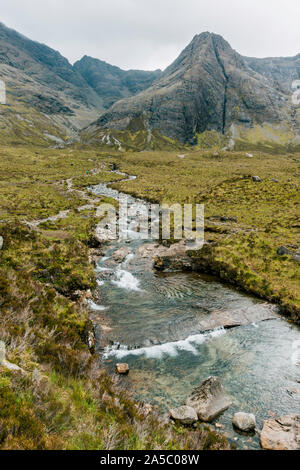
<box><xmin>0</xmin><ymin>18</ymin><xmax>299</xmax><ymax>451</ymax></box>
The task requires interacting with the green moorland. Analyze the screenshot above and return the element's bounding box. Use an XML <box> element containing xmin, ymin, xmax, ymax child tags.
<box><xmin>0</xmin><ymin>144</ymin><xmax>228</xmax><ymax>450</ymax></box>
<box><xmin>110</xmin><ymin>149</ymin><xmax>300</xmax><ymax>320</ymax></box>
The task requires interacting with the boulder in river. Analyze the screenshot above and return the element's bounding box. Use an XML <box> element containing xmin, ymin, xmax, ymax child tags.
<box><xmin>185</xmin><ymin>376</ymin><xmax>232</xmax><ymax>422</ymax></box>
<box><xmin>169</xmin><ymin>405</ymin><xmax>198</xmax><ymax>425</ymax></box>
<box><xmin>232</xmin><ymin>412</ymin><xmax>256</xmax><ymax>433</ymax></box>
<box><xmin>115</xmin><ymin>363</ymin><xmax>129</xmax><ymax>375</ymax></box>
<box><xmin>112</xmin><ymin>247</ymin><xmax>130</xmax><ymax>263</ymax></box>
<box><xmin>260</xmin><ymin>415</ymin><xmax>300</xmax><ymax>450</ymax></box>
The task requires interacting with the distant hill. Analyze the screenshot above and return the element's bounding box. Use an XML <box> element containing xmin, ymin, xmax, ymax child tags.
<box><xmin>0</xmin><ymin>22</ymin><xmax>161</xmax><ymax>145</ymax></box>
<box><xmin>74</xmin><ymin>56</ymin><xmax>161</xmax><ymax>109</ymax></box>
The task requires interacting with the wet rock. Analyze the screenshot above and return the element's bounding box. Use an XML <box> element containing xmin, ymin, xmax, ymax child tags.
<box><xmin>260</xmin><ymin>415</ymin><xmax>300</xmax><ymax>450</ymax></box>
<box><xmin>277</xmin><ymin>246</ymin><xmax>291</xmax><ymax>256</ymax></box>
<box><xmin>0</xmin><ymin>236</ymin><xmax>3</xmax><ymax>250</ymax></box>
<box><xmin>169</xmin><ymin>405</ymin><xmax>198</xmax><ymax>425</ymax></box>
<box><xmin>186</xmin><ymin>376</ymin><xmax>232</xmax><ymax>422</ymax></box>
<box><xmin>112</xmin><ymin>247</ymin><xmax>130</xmax><ymax>263</ymax></box>
<box><xmin>115</xmin><ymin>363</ymin><xmax>129</xmax><ymax>375</ymax></box>
<box><xmin>252</xmin><ymin>176</ymin><xmax>262</xmax><ymax>182</ymax></box>
<box><xmin>232</xmin><ymin>412</ymin><xmax>256</xmax><ymax>433</ymax></box>
<box><xmin>189</xmin><ymin>304</ymin><xmax>278</xmax><ymax>332</ymax></box>
<box><xmin>154</xmin><ymin>255</ymin><xmax>193</xmax><ymax>272</ymax></box>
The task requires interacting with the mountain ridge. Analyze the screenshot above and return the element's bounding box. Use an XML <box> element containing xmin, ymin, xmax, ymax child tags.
<box><xmin>0</xmin><ymin>21</ymin><xmax>162</xmax><ymax>145</ymax></box>
<box><xmin>0</xmin><ymin>22</ymin><xmax>300</xmax><ymax>150</ymax></box>
<box><xmin>88</xmin><ymin>31</ymin><xmax>300</xmax><ymax>149</ymax></box>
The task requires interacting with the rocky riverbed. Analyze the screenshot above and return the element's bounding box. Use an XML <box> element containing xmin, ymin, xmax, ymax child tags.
<box><xmin>88</xmin><ymin>172</ymin><xmax>300</xmax><ymax>450</ymax></box>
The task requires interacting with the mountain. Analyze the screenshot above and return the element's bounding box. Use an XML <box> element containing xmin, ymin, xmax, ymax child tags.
<box><xmin>73</xmin><ymin>56</ymin><xmax>161</xmax><ymax>109</ymax></box>
<box><xmin>0</xmin><ymin>22</ymin><xmax>161</xmax><ymax>146</ymax></box>
<box><xmin>0</xmin><ymin>21</ymin><xmax>106</xmax><ymax>144</ymax></box>
<box><xmin>88</xmin><ymin>32</ymin><xmax>300</xmax><ymax>151</ymax></box>
<box><xmin>244</xmin><ymin>54</ymin><xmax>300</xmax><ymax>94</ymax></box>
<box><xmin>1</xmin><ymin>22</ymin><xmax>300</xmax><ymax>151</ymax></box>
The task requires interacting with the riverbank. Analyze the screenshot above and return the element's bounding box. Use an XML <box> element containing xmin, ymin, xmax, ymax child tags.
<box><xmin>89</xmin><ymin>170</ymin><xmax>300</xmax><ymax>450</ymax></box>
<box><xmin>107</xmin><ymin>149</ymin><xmax>300</xmax><ymax>321</ymax></box>
<box><xmin>0</xmin><ymin>145</ymin><xmax>229</xmax><ymax>450</ymax></box>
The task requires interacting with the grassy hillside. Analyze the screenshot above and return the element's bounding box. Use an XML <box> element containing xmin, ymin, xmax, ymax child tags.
<box><xmin>0</xmin><ymin>145</ymin><xmax>228</xmax><ymax>450</ymax></box>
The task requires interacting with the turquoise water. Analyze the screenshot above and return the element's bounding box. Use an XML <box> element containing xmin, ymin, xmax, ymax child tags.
<box><xmin>90</xmin><ymin>177</ymin><xmax>300</xmax><ymax>449</ymax></box>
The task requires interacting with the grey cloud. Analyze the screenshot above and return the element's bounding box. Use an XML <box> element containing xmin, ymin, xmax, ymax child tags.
<box><xmin>1</xmin><ymin>0</ymin><xmax>300</xmax><ymax>70</ymax></box>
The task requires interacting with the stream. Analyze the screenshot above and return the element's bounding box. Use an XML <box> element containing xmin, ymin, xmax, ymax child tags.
<box><xmin>90</xmin><ymin>172</ymin><xmax>300</xmax><ymax>450</ymax></box>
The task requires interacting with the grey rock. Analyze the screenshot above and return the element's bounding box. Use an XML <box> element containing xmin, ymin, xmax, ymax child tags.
<box><xmin>0</xmin><ymin>236</ymin><xmax>3</xmax><ymax>250</ymax></box>
<box><xmin>186</xmin><ymin>376</ymin><xmax>232</xmax><ymax>422</ymax></box>
<box><xmin>169</xmin><ymin>406</ymin><xmax>198</xmax><ymax>425</ymax></box>
<box><xmin>112</xmin><ymin>247</ymin><xmax>131</xmax><ymax>263</ymax></box>
<box><xmin>260</xmin><ymin>415</ymin><xmax>300</xmax><ymax>450</ymax></box>
<box><xmin>232</xmin><ymin>412</ymin><xmax>256</xmax><ymax>432</ymax></box>
<box><xmin>277</xmin><ymin>246</ymin><xmax>291</xmax><ymax>256</ymax></box>
<box><xmin>252</xmin><ymin>176</ymin><xmax>262</xmax><ymax>182</ymax></box>
<box><xmin>292</xmin><ymin>254</ymin><xmax>300</xmax><ymax>263</ymax></box>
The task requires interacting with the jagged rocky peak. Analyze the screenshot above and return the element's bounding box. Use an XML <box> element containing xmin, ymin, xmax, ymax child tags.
<box><xmin>90</xmin><ymin>31</ymin><xmax>298</xmax><ymax>146</ymax></box>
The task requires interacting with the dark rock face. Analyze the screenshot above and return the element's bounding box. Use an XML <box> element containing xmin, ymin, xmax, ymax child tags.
<box><xmin>91</xmin><ymin>32</ymin><xmax>298</xmax><ymax>144</ymax></box>
<box><xmin>244</xmin><ymin>55</ymin><xmax>300</xmax><ymax>95</ymax></box>
<box><xmin>74</xmin><ymin>56</ymin><xmax>162</xmax><ymax>109</ymax></box>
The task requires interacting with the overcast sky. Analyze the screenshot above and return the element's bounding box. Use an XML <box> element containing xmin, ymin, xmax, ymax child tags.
<box><xmin>1</xmin><ymin>0</ymin><xmax>300</xmax><ymax>70</ymax></box>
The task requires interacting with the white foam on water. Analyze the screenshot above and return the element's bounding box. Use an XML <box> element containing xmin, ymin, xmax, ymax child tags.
<box><xmin>122</xmin><ymin>253</ymin><xmax>135</xmax><ymax>267</ymax></box>
<box><xmin>103</xmin><ymin>327</ymin><xmax>226</xmax><ymax>360</ymax></box>
<box><xmin>97</xmin><ymin>280</ymin><xmax>105</xmax><ymax>287</ymax></box>
<box><xmin>96</xmin><ymin>266</ymin><xmax>110</xmax><ymax>273</ymax></box>
<box><xmin>112</xmin><ymin>267</ymin><xmax>142</xmax><ymax>292</ymax></box>
<box><xmin>88</xmin><ymin>300</ymin><xmax>107</xmax><ymax>311</ymax></box>
<box><xmin>291</xmin><ymin>340</ymin><xmax>300</xmax><ymax>365</ymax></box>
